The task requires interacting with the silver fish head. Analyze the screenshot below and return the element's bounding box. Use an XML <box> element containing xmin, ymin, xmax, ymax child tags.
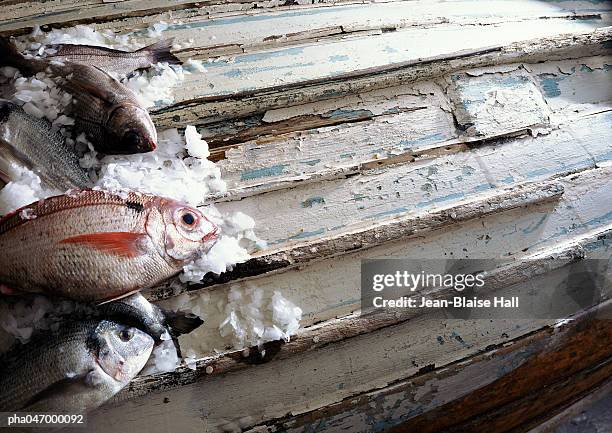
<box><xmin>99</xmin><ymin>293</ymin><xmax>168</xmax><ymax>342</ymax></box>
<box><xmin>106</xmin><ymin>104</ymin><xmax>157</xmax><ymax>154</ymax></box>
<box><xmin>147</xmin><ymin>198</ymin><xmax>219</xmax><ymax>262</ymax></box>
<box><xmin>91</xmin><ymin>320</ymin><xmax>154</xmax><ymax>383</ymax></box>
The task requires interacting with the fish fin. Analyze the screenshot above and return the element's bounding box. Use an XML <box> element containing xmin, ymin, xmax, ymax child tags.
<box><xmin>59</xmin><ymin>232</ymin><xmax>146</xmax><ymax>258</ymax></box>
<box><xmin>0</xmin><ymin>134</ymin><xmax>12</xmax><ymax>184</ymax></box>
<box><xmin>97</xmin><ymin>289</ymin><xmax>141</xmax><ymax>305</ymax></box>
<box><xmin>0</xmin><ymin>37</ymin><xmax>43</xmax><ymax>75</ymax></box>
<box><xmin>0</xmin><ymin>99</ymin><xmax>15</xmax><ymax>121</ymax></box>
<box><xmin>52</xmin><ymin>44</ymin><xmax>121</xmax><ymax>56</ymax></box>
<box><xmin>138</xmin><ymin>39</ymin><xmax>182</xmax><ymax>66</ymax></box>
<box><xmin>22</xmin><ymin>374</ymin><xmax>91</xmax><ymax>411</ymax></box>
<box><xmin>64</xmin><ymin>67</ymin><xmax>117</xmax><ymax>102</ymax></box>
<box><xmin>0</xmin><ymin>137</ymin><xmax>35</xmax><ymax>171</ymax></box>
<box><xmin>164</xmin><ymin>310</ymin><xmax>204</xmax><ymax>336</ymax></box>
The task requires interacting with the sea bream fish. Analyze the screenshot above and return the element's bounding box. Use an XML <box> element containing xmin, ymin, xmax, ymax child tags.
<box><xmin>0</xmin><ymin>37</ymin><xmax>157</xmax><ymax>155</ymax></box>
<box><xmin>96</xmin><ymin>292</ymin><xmax>203</xmax><ymax>343</ymax></box>
<box><xmin>0</xmin><ymin>319</ymin><xmax>153</xmax><ymax>412</ymax></box>
<box><xmin>0</xmin><ymin>190</ymin><xmax>218</xmax><ymax>302</ymax></box>
<box><xmin>0</xmin><ymin>99</ymin><xmax>90</xmax><ymax>191</ymax></box>
<box><xmin>46</xmin><ymin>39</ymin><xmax>182</xmax><ymax>76</ymax></box>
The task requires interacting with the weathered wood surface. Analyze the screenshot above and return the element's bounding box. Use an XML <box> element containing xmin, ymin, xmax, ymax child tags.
<box><xmin>151</xmin><ymin>179</ymin><xmax>565</xmax><ymax>300</ymax></box>
<box><xmin>4</xmin><ymin>0</ymin><xmax>610</xmax><ymax>41</ymax></box>
<box><xmin>3</xmin><ymin>0</ymin><xmax>609</xmax><ymax>127</ymax></box>
<box><xmin>528</xmin><ymin>379</ymin><xmax>612</xmax><ymax>433</ymax></box>
<box><xmin>212</xmin><ymin>60</ymin><xmax>611</xmax><ymax>199</ymax></box>
<box><xmin>152</xmin><ymin>27</ymin><xmax>612</xmax><ymax>128</ymax></box>
<box><xmin>0</xmin><ymin>1</ymin><xmax>610</xmax><ymax>432</ymax></box>
<box><xmin>0</xmin><ymin>0</ymin><xmax>318</xmax><ymax>35</ymax></box>
<box><xmin>129</xmin><ymin>223</ymin><xmax>611</xmax><ymax>399</ymax></box>
<box><xmin>245</xmin><ymin>301</ymin><xmax>612</xmax><ymax>433</ymax></box>
<box><xmin>156</xmin><ymin>165</ymin><xmax>612</xmax><ymax>358</ymax></box>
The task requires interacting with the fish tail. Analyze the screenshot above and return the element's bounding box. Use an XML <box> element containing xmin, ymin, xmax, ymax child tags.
<box><xmin>0</xmin><ymin>138</ymin><xmax>34</xmax><ymax>184</ymax></box>
<box><xmin>0</xmin><ymin>37</ymin><xmax>42</xmax><ymax>76</ymax></box>
<box><xmin>164</xmin><ymin>310</ymin><xmax>203</xmax><ymax>336</ymax></box>
<box><xmin>138</xmin><ymin>39</ymin><xmax>182</xmax><ymax>66</ymax></box>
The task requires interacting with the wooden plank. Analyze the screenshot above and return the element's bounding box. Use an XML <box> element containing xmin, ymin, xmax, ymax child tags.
<box><xmin>212</xmin><ymin>56</ymin><xmax>611</xmax><ymax>196</ymax></box>
<box><xmin>3</xmin><ymin>0</ymin><xmax>609</xmax><ymax>40</ymax></box>
<box><xmin>203</xmin><ymin>55</ymin><xmax>609</xmax><ymax>161</ymax></box>
<box><xmin>212</xmin><ymin>110</ymin><xmax>610</xmax><ymax>244</ymax></box>
<box><xmin>241</xmin><ymin>301</ymin><xmax>612</xmax><ymax>433</ymax></box>
<box><xmin>202</xmin><ymin>86</ymin><xmax>449</xmax><ymax>153</ymax></box>
<box><xmin>212</xmin><ymin>62</ymin><xmax>555</xmax><ymax>194</ymax></box>
<box><xmin>214</xmin><ymin>81</ymin><xmax>458</xmax><ymax>193</ymax></box>
<box><xmin>160</xmin><ymin>166</ymin><xmax>612</xmax><ymax>357</ymax></box>
<box><xmin>152</xmin><ymin>27</ymin><xmax>611</xmax><ymax>128</ymax></box>
<box><xmin>91</xmin><ymin>1</ymin><xmax>612</xmax><ymax>58</ymax></box>
<box><xmin>135</xmin><ymin>223</ymin><xmax>611</xmax><ymax>399</ymax></box>
<box><xmin>153</xmin><ymin>20</ymin><xmax>611</xmax><ymax>110</ymax></box>
<box><xmin>151</xmin><ymin>178</ymin><xmax>565</xmax><ymax>300</ymax></box>
<box><xmin>527</xmin><ymin>379</ymin><xmax>612</xmax><ymax>433</ymax></box>
<box><xmin>0</xmin><ymin>0</ymin><xmax>350</xmax><ymax>35</ymax></box>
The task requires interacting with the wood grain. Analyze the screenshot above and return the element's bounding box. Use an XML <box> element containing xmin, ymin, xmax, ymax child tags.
<box><xmin>149</xmin><ymin>179</ymin><xmax>565</xmax><ymax>300</ymax></box>
<box><xmin>243</xmin><ymin>300</ymin><xmax>612</xmax><ymax>433</ymax></box>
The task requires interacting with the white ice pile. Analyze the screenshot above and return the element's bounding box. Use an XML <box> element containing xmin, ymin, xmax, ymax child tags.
<box><xmin>86</xmin><ymin>126</ymin><xmax>226</xmax><ymax>204</ymax></box>
<box><xmin>141</xmin><ymin>333</ymin><xmax>181</xmax><ymax>375</ymax></box>
<box><xmin>123</xmin><ymin>64</ymin><xmax>187</xmax><ymax>108</ymax></box>
<box><xmin>0</xmin><ymin>164</ymin><xmax>58</xmax><ymax>215</ymax></box>
<box><xmin>218</xmin><ymin>288</ymin><xmax>302</xmax><ymax>348</ymax></box>
<box><xmin>0</xmin><ymin>66</ymin><xmax>74</xmax><ymax>131</ymax></box>
<box><xmin>180</xmin><ymin>209</ymin><xmax>259</xmax><ymax>282</ymax></box>
<box><xmin>0</xmin><ymin>296</ymin><xmax>80</xmax><ymax>351</ymax></box>
<box><xmin>14</xmin><ymin>25</ymin><xmax>139</xmax><ymax>53</ymax></box>
<box><xmin>168</xmin><ymin>285</ymin><xmax>303</xmax><ymax>353</ymax></box>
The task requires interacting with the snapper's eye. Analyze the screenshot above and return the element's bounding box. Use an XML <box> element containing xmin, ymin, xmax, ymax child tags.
<box><xmin>178</xmin><ymin>209</ymin><xmax>199</xmax><ymax>229</ymax></box>
<box><xmin>182</xmin><ymin>213</ymin><xmax>195</xmax><ymax>226</ymax></box>
<box><xmin>118</xmin><ymin>328</ymin><xmax>134</xmax><ymax>342</ymax></box>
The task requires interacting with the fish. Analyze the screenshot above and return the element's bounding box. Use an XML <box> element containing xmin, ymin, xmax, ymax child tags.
<box><xmin>96</xmin><ymin>292</ymin><xmax>203</xmax><ymax>343</ymax></box>
<box><xmin>0</xmin><ymin>99</ymin><xmax>91</xmax><ymax>191</ymax></box>
<box><xmin>0</xmin><ymin>37</ymin><xmax>157</xmax><ymax>155</ymax></box>
<box><xmin>46</xmin><ymin>39</ymin><xmax>182</xmax><ymax>76</ymax></box>
<box><xmin>0</xmin><ymin>319</ymin><xmax>153</xmax><ymax>412</ymax></box>
<box><xmin>0</xmin><ymin>189</ymin><xmax>219</xmax><ymax>302</ymax></box>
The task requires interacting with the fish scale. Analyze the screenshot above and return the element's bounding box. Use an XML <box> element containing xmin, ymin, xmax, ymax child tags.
<box><xmin>0</xmin><ymin>324</ymin><xmax>90</xmax><ymax>411</ymax></box>
<box><xmin>0</xmin><ymin>190</ymin><xmax>218</xmax><ymax>301</ymax></box>
<box><xmin>0</xmin><ymin>100</ymin><xmax>90</xmax><ymax>191</ymax></box>
<box><xmin>47</xmin><ymin>39</ymin><xmax>181</xmax><ymax>76</ymax></box>
<box><xmin>0</xmin><ymin>319</ymin><xmax>153</xmax><ymax>412</ymax></box>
